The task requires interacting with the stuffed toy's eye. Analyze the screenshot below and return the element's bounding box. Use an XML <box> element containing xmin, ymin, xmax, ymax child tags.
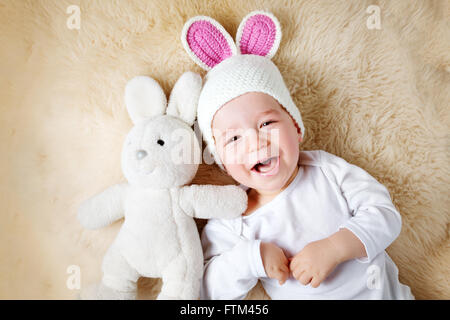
<box><xmin>157</xmin><ymin>139</ymin><xmax>165</xmax><ymax>146</ymax></box>
<box><xmin>136</xmin><ymin>149</ymin><xmax>148</xmax><ymax>160</ymax></box>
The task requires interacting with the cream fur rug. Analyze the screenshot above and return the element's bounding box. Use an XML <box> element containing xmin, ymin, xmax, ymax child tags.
<box><xmin>0</xmin><ymin>0</ymin><xmax>448</xmax><ymax>299</ymax></box>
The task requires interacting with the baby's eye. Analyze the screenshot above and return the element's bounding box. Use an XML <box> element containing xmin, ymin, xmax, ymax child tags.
<box><xmin>227</xmin><ymin>135</ymin><xmax>240</xmax><ymax>144</ymax></box>
<box><xmin>261</xmin><ymin>120</ymin><xmax>276</xmax><ymax>128</ymax></box>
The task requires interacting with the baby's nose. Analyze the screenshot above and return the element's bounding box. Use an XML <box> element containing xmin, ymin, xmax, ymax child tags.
<box><xmin>247</xmin><ymin>129</ymin><xmax>269</xmax><ymax>152</ymax></box>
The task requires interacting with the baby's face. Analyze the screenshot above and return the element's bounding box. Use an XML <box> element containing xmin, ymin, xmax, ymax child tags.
<box><xmin>212</xmin><ymin>92</ymin><xmax>302</xmax><ymax>193</ymax></box>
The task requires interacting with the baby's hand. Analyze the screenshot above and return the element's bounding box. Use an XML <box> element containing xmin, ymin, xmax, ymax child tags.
<box><xmin>289</xmin><ymin>238</ymin><xmax>341</xmax><ymax>288</ymax></box>
<box><xmin>260</xmin><ymin>242</ymin><xmax>290</xmax><ymax>285</ymax></box>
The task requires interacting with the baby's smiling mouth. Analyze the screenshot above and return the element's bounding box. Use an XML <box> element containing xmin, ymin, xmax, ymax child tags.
<box><xmin>251</xmin><ymin>156</ymin><xmax>280</xmax><ymax>176</ymax></box>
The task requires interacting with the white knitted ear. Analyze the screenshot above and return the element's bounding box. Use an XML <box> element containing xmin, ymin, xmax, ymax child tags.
<box><xmin>236</xmin><ymin>10</ymin><xmax>282</xmax><ymax>59</ymax></box>
<box><xmin>181</xmin><ymin>15</ymin><xmax>237</xmax><ymax>71</ymax></box>
<box><xmin>167</xmin><ymin>72</ymin><xmax>202</xmax><ymax>126</ymax></box>
<box><xmin>124</xmin><ymin>76</ymin><xmax>167</xmax><ymax>125</ymax></box>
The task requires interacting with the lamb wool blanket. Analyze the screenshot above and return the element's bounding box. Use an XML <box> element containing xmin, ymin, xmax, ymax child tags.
<box><xmin>0</xmin><ymin>0</ymin><xmax>448</xmax><ymax>299</ymax></box>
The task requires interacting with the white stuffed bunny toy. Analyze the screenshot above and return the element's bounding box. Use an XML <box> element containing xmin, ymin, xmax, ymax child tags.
<box><xmin>77</xmin><ymin>72</ymin><xmax>248</xmax><ymax>300</ymax></box>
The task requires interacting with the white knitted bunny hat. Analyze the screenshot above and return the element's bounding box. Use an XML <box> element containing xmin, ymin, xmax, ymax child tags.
<box><xmin>181</xmin><ymin>10</ymin><xmax>305</xmax><ymax>170</ymax></box>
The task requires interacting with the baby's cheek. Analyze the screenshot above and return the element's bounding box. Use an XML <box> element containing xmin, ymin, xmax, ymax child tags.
<box><xmin>223</xmin><ymin>163</ymin><xmax>244</xmax><ymax>178</ymax></box>
<box><xmin>220</xmin><ymin>143</ymin><xmax>246</xmax><ymax>166</ymax></box>
<box><xmin>279</xmin><ymin>128</ymin><xmax>300</xmax><ymax>158</ymax></box>
<box><xmin>217</xmin><ymin>145</ymin><xmax>232</xmax><ymax>165</ymax></box>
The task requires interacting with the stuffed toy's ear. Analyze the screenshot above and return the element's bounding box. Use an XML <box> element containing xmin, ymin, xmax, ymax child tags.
<box><xmin>166</xmin><ymin>72</ymin><xmax>202</xmax><ymax>126</ymax></box>
<box><xmin>181</xmin><ymin>16</ymin><xmax>237</xmax><ymax>71</ymax></box>
<box><xmin>124</xmin><ymin>76</ymin><xmax>167</xmax><ymax>125</ymax></box>
<box><xmin>235</xmin><ymin>11</ymin><xmax>282</xmax><ymax>59</ymax></box>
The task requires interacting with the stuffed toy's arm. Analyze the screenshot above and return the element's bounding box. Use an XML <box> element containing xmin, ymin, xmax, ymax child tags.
<box><xmin>179</xmin><ymin>184</ymin><xmax>247</xmax><ymax>219</ymax></box>
<box><xmin>77</xmin><ymin>183</ymin><xmax>128</xmax><ymax>229</ymax></box>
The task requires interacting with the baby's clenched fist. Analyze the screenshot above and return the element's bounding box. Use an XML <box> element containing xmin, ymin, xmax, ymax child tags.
<box><xmin>289</xmin><ymin>238</ymin><xmax>341</xmax><ymax>288</ymax></box>
<box><xmin>260</xmin><ymin>242</ymin><xmax>290</xmax><ymax>285</ymax></box>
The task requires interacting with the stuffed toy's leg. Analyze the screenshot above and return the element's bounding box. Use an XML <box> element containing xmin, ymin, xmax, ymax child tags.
<box><xmin>158</xmin><ymin>253</ymin><xmax>202</xmax><ymax>300</ymax></box>
<box><xmin>80</xmin><ymin>242</ymin><xmax>140</xmax><ymax>300</ymax></box>
<box><xmin>100</xmin><ymin>242</ymin><xmax>140</xmax><ymax>299</ymax></box>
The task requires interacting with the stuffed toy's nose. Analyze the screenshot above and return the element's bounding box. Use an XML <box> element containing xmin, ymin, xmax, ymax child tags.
<box><xmin>136</xmin><ymin>150</ymin><xmax>148</xmax><ymax>160</ymax></box>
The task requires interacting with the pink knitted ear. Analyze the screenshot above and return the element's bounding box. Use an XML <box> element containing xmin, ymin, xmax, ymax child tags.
<box><xmin>236</xmin><ymin>11</ymin><xmax>282</xmax><ymax>59</ymax></box>
<box><xmin>181</xmin><ymin>16</ymin><xmax>237</xmax><ymax>71</ymax></box>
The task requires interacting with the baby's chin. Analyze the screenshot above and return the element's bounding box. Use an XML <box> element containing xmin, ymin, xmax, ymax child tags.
<box><xmin>247</xmin><ymin>176</ymin><xmax>289</xmax><ymax>193</ymax></box>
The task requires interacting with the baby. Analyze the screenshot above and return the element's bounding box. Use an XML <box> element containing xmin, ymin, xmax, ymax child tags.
<box><xmin>202</xmin><ymin>89</ymin><xmax>414</xmax><ymax>300</ymax></box>
<box><xmin>181</xmin><ymin>11</ymin><xmax>414</xmax><ymax>299</ymax></box>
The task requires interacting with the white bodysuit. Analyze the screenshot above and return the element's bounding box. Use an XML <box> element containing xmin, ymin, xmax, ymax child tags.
<box><xmin>200</xmin><ymin>150</ymin><xmax>414</xmax><ymax>300</ymax></box>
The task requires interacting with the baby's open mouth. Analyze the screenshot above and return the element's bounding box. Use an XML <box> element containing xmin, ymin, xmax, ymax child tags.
<box><xmin>251</xmin><ymin>156</ymin><xmax>280</xmax><ymax>176</ymax></box>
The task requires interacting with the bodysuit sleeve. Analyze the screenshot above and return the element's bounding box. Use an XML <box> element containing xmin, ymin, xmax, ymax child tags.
<box><xmin>320</xmin><ymin>150</ymin><xmax>402</xmax><ymax>263</ymax></box>
<box><xmin>200</xmin><ymin>219</ymin><xmax>267</xmax><ymax>300</ymax></box>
